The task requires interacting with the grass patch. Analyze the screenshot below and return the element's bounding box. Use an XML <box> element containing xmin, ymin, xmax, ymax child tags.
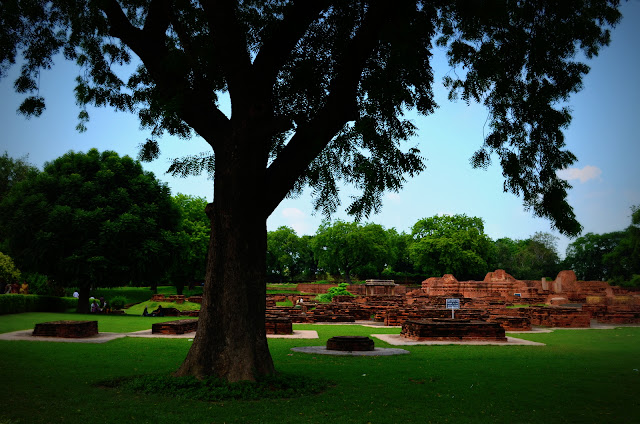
<box><xmin>90</xmin><ymin>286</ymin><xmax>204</xmax><ymax>306</ymax></box>
<box><xmin>1</xmin><ymin>312</ymin><xmax>639</xmax><ymax>423</ymax></box>
<box><xmin>267</xmin><ymin>289</ymin><xmax>301</xmax><ymax>295</ymax></box>
<box><xmin>100</xmin><ymin>372</ymin><xmax>331</xmax><ymax>402</ymax></box>
<box><xmin>266</xmin><ymin>284</ymin><xmax>298</xmax><ymax>290</ymax></box>
<box><xmin>125</xmin><ymin>301</ymin><xmax>202</xmax><ymax>315</ymax></box>
<box><xmin>275</xmin><ymin>299</ymin><xmax>294</xmax><ymax>307</ymax></box>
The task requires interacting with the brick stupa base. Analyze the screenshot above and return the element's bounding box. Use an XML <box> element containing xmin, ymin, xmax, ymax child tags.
<box><xmin>151</xmin><ymin>319</ymin><xmax>198</xmax><ymax>334</ymax></box>
<box><xmin>401</xmin><ymin>319</ymin><xmax>507</xmax><ymax>342</ymax></box>
<box><xmin>32</xmin><ymin>320</ymin><xmax>98</xmax><ymax>338</ymax></box>
<box><xmin>265</xmin><ymin>317</ymin><xmax>293</xmax><ymax>335</ymax></box>
<box><xmin>327</xmin><ymin>336</ymin><xmax>375</xmax><ymax>351</ymax></box>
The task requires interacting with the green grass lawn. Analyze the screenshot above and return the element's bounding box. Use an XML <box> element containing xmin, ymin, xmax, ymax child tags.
<box><xmin>0</xmin><ymin>313</ymin><xmax>638</xmax><ymax>424</ymax></box>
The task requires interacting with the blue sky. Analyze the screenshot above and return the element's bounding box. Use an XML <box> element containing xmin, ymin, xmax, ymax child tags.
<box><xmin>1</xmin><ymin>2</ymin><xmax>639</xmax><ymax>258</ymax></box>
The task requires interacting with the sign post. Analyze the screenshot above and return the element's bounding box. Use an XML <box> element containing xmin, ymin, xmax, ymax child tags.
<box><xmin>445</xmin><ymin>298</ymin><xmax>460</xmax><ymax>319</ymax></box>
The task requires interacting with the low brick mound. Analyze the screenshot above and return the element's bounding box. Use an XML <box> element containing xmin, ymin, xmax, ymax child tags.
<box><xmin>32</xmin><ymin>320</ymin><xmax>98</xmax><ymax>338</ymax></box>
<box><xmin>401</xmin><ymin>318</ymin><xmax>507</xmax><ymax>342</ymax></box>
<box><xmin>327</xmin><ymin>336</ymin><xmax>375</xmax><ymax>351</ymax></box>
<box><xmin>488</xmin><ymin>315</ymin><xmax>532</xmax><ymax>331</ymax></box>
<box><xmin>265</xmin><ymin>317</ymin><xmax>293</xmax><ymax>334</ymax></box>
<box><xmin>151</xmin><ymin>319</ymin><xmax>198</xmax><ymax>335</ymax></box>
<box><xmin>526</xmin><ymin>307</ymin><xmax>591</xmax><ymax>327</ymax></box>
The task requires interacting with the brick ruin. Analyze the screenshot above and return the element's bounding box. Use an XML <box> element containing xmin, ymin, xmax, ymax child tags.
<box><xmin>137</xmin><ymin>269</ymin><xmax>638</xmax><ymax>335</ymax></box>
<box><xmin>32</xmin><ymin>320</ymin><xmax>99</xmax><ymax>338</ymax></box>
<box><xmin>401</xmin><ymin>319</ymin><xmax>508</xmax><ymax>342</ymax></box>
<box><xmin>152</xmin><ymin>319</ymin><xmax>198</xmax><ymax>334</ymax></box>
<box><xmin>264</xmin><ymin>270</ymin><xmax>640</xmax><ymax>330</ymax></box>
<box><xmin>326</xmin><ymin>336</ymin><xmax>375</xmax><ymax>351</ymax></box>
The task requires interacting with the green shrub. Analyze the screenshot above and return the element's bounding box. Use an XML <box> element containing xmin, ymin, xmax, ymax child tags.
<box><xmin>0</xmin><ymin>294</ymin><xmax>77</xmax><ymax>314</ymax></box>
<box><xmin>316</xmin><ymin>282</ymin><xmax>354</xmax><ymax>303</ymax></box>
<box><xmin>110</xmin><ymin>296</ymin><xmax>127</xmax><ymax>310</ymax></box>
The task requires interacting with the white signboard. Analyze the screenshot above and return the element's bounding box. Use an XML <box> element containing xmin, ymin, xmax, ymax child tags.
<box><xmin>445</xmin><ymin>298</ymin><xmax>460</xmax><ymax>310</ymax></box>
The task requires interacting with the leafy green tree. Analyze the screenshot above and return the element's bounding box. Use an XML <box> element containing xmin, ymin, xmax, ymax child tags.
<box><xmin>1</xmin><ymin>0</ymin><xmax>621</xmax><ymax>381</ymax></box>
<box><xmin>490</xmin><ymin>232</ymin><xmax>561</xmax><ymax>280</ymax></box>
<box><xmin>296</xmin><ymin>235</ymin><xmax>319</xmax><ymax>280</ymax></box>
<box><xmin>383</xmin><ymin>229</ymin><xmax>417</xmax><ymax>280</ymax></box>
<box><xmin>168</xmin><ymin>194</ymin><xmax>210</xmax><ymax>294</ymax></box>
<box><xmin>313</xmin><ymin>221</ymin><xmax>390</xmax><ymax>283</ymax></box>
<box><xmin>0</xmin><ymin>149</ymin><xmax>179</xmax><ymax>312</ymax></box>
<box><xmin>0</xmin><ymin>251</ymin><xmax>21</xmax><ymax>289</ymax></box>
<box><xmin>266</xmin><ymin>226</ymin><xmax>301</xmax><ymax>283</ymax></box>
<box><xmin>564</xmin><ymin>231</ymin><xmax>624</xmax><ymax>281</ymax></box>
<box><xmin>604</xmin><ymin>206</ymin><xmax>640</xmax><ymax>284</ymax></box>
<box><xmin>0</xmin><ymin>152</ymin><xmax>39</xmax><ymax>202</ymax></box>
<box><xmin>409</xmin><ymin>214</ymin><xmax>492</xmax><ymax>280</ymax></box>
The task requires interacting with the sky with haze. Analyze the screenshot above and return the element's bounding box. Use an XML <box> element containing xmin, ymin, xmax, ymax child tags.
<box><xmin>1</xmin><ymin>1</ymin><xmax>639</xmax><ymax>259</ymax></box>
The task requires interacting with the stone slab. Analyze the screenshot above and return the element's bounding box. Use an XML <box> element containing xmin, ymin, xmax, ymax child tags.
<box><xmin>0</xmin><ymin>330</ymin><xmax>125</xmax><ymax>343</ymax></box>
<box><xmin>372</xmin><ymin>333</ymin><xmax>545</xmax><ymax>346</ymax></box>
<box><xmin>290</xmin><ymin>346</ymin><xmax>410</xmax><ymax>356</ymax></box>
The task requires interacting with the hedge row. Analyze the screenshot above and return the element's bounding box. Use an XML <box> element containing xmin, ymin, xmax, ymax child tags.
<box><xmin>0</xmin><ymin>294</ymin><xmax>78</xmax><ymax>315</ymax></box>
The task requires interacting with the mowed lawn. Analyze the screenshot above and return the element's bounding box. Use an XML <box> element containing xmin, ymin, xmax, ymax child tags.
<box><xmin>0</xmin><ymin>313</ymin><xmax>638</xmax><ymax>424</ymax></box>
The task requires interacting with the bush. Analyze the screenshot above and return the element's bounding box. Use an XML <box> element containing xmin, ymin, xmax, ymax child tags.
<box><xmin>23</xmin><ymin>272</ymin><xmax>65</xmax><ymax>296</ymax></box>
<box><xmin>0</xmin><ymin>251</ymin><xmax>21</xmax><ymax>286</ymax></box>
<box><xmin>316</xmin><ymin>283</ymin><xmax>354</xmax><ymax>303</ymax></box>
<box><xmin>0</xmin><ymin>294</ymin><xmax>77</xmax><ymax>314</ymax></box>
<box><xmin>110</xmin><ymin>296</ymin><xmax>127</xmax><ymax>310</ymax></box>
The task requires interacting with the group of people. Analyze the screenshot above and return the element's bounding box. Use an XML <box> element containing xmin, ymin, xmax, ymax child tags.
<box><xmin>90</xmin><ymin>297</ymin><xmax>109</xmax><ymax>313</ymax></box>
<box><xmin>142</xmin><ymin>305</ymin><xmax>165</xmax><ymax>317</ymax></box>
<box><xmin>3</xmin><ymin>282</ymin><xmax>29</xmax><ymax>295</ymax></box>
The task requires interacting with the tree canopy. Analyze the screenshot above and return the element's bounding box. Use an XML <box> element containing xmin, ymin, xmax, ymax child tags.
<box><xmin>0</xmin><ymin>0</ymin><xmax>623</xmax><ymax>381</ymax></box>
<box><xmin>0</xmin><ymin>151</ymin><xmax>39</xmax><ymax>202</ymax></box>
<box><xmin>409</xmin><ymin>214</ymin><xmax>492</xmax><ymax>280</ymax></box>
<box><xmin>313</xmin><ymin>220</ymin><xmax>390</xmax><ymax>283</ymax></box>
<box><xmin>166</xmin><ymin>194</ymin><xmax>210</xmax><ymax>293</ymax></box>
<box><xmin>0</xmin><ymin>149</ymin><xmax>179</xmax><ymax>311</ymax></box>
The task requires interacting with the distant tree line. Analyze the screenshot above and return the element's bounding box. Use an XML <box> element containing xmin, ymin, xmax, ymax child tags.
<box><xmin>268</xmin><ymin>215</ymin><xmax>564</xmax><ymax>284</ymax></box>
<box><xmin>269</xmin><ymin>210</ymin><xmax>640</xmax><ymax>288</ymax></box>
<box><xmin>564</xmin><ymin>207</ymin><xmax>640</xmax><ymax>287</ymax></box>
<box><xmin>1</xmin><ymin>151</ymin><xmax>638</xmax><ymax>301</ymax></box>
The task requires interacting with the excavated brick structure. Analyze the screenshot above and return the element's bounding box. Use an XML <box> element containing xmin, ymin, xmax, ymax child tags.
<box><xmin>33</xmin><ymin>320</ymin><xmax>98</xmax><ymax>338</ymax></box>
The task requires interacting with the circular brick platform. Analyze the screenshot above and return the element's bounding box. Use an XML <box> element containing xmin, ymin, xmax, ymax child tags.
<box><xmin>326</xmin><ymin>336</ymin><xmax>375</xmax><ymax>351</ymax></box>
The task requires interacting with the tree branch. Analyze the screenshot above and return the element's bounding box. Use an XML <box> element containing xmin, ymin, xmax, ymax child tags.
<box><xmin>99</xmin><ymin>0</ymin><xmax>230</xmax><ymax>149</ymax></box>
<box><xmin>252</xmin><ymin>1</ymin><xmax>330</xmax><ymax>92</ymax></box>
<box><xmin>263</xmin><ymin>2</ymin><xmax>398</xmax><ymax>217</ymax></box>
<box><xmin>200</xmin><ymin>0</ymin><xmax>252</xmax><ymax>113</ymax></box>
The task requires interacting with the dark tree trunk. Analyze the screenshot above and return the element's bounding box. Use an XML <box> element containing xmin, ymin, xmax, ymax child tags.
<box><xmin>175</xmin><ymin>130</ymin><xmax>274</xmax><ymax>382</ymax></box>
<box><xmin>77</xmin><ymin>285</ymin><xmax>90</xmax><ymax>314</ymax></box>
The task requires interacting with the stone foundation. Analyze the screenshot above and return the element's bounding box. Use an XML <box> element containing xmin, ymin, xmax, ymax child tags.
<box><xmin>401</xmin><ymin>319</ymin><xmax>507</xmax><ymax>342</ymax></box>
<box><xmin>151</xmin><ymin>319</ymin><xmax>198</xmax><ymax>334</ymax></box>
<box><xmin>32</xmin><ymin>321</ymin><xmax>98</xmax><ymax>338</ymax></box>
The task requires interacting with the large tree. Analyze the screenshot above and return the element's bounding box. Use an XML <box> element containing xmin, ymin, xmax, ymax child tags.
<box><xmin>0</xmin><ymin>149</ymin><xmax>179</xmax><ymax>312</ymax></box>
<box><xmin>490</xmin><ymin>232</ymin><xmax>561</xmax><ymax>280</ymax></box>
<box><xmin>266</xmin><ymin>225</ymin><xmax>301</xmax><ymax>283</ymax></box>
<box><xmin>564</xmin><ymin>231</ymin><xmax>624</xmax><ymax>280</ymax></box>
<box><xmin>313</xmin><ymin>220</ymin><xmax>390</xmax><ymax>283</ymax></box>
<box><xmin>0</xmin><ymin>151</ymin><xmax>39</xmax><ymax>202</ymax></box>
<box><xmin>409</xmin><ymin>214</ymin><xmax>492</xmax><ymax>280</ymax></box>
<box><xmin>0</xmin><ymin>1</ymin><xmax>621</xmax><ymax>381</ymax></box>
<box><xmin>167</xmin><ymin>193</ymin><xmax>210</xmax><ymax>294</ymax></box>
